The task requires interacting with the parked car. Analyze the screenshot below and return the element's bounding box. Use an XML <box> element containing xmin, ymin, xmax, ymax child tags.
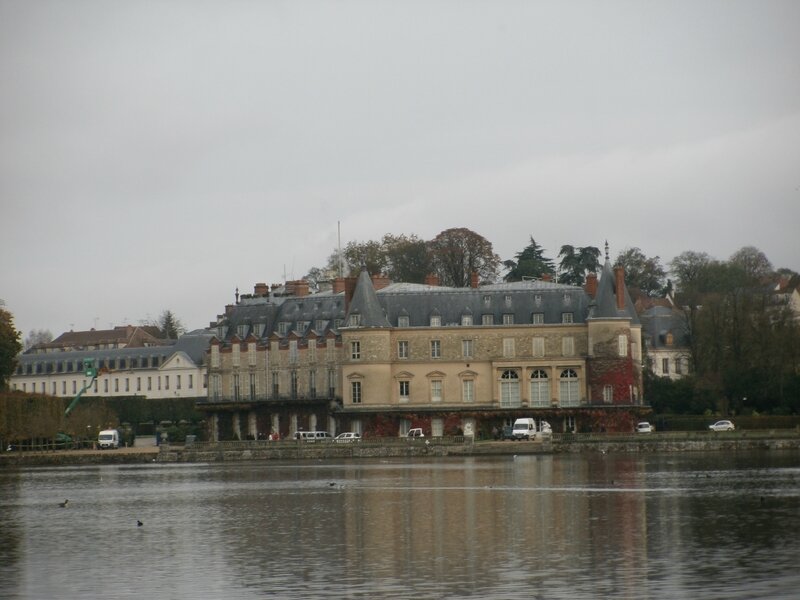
<box><xmin>499</xmin><ymin>425</ymin><xmax>515</xmax><ymax>440</ymax></box>
<box><xmin>293</xmin><ymin>431</ymin><xmax>333</xmax><ymax>442</ymax></box>
<box><xmin>709</xmin><ymin>420</ymin><xmax>735</xmax><ymax>432</ymax></box>
<box><xmin>407</xmin><ymin>428</ymin><xmax>425</xmax><ymax>438</ymax></box>
<box><xmin>335</xmin><ymin>432</ymin><xmax>361</xmax><ymax>443</ymax></box>
<box><xmin>636</xmin><ymin>422</ymin><xmax>654</xmax><ymax>433</ymax></box>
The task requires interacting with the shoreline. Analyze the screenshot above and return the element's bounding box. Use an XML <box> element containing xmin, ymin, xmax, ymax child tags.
<box><xmin>2</xmin><ymin>430</ymin><xmax>799</xmax><ymax>467</ymax></box>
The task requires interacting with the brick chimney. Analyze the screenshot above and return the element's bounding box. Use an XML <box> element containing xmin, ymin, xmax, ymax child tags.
<box><xmin>294</xmin><ymin>280</ymin><xmax>309</xmax><ymax>297</ymax></box>
<box><xmin>371</xmin><ymin>274</ymin><xmax>391</xmax><ymax>291</ymax></box>
<box><xmin>344</xmin><ymin>276</ymin><xmax>358</xmax><ymax>311</ymax></box>
<box><xmin>253</xmin><ymin>283</ymin><xmax>268</xmax><ymax>296</ymax></box>
<box><xmin>584</xmin><ymin>273</ymin><xmax>598</xmax><ymax>298</ymax></box>
<box><xmin>424</xmin><ymin>273</ymin><xmax>440</xmax><ymax>286</ymax></box>
<box><xmin>541</xmin><ymin>273</ymin><xmax>552</xmax><ymax>282</ymax></box>
<box><xmin>615</xmin><ymin>266</ymin><xmax>626</xmax><ymax>310</ymax></box>
<box><xmin>225</xmin><ymin>304</ymin><xmax>235</xmax><ymax>316</ymax></box>
<box><xmin>333</xmin><ymin>277</ymin><xmax>345</xmax><ymax>294</ymax></box>
<box><xmin>470</xmin><ymin>271</ymin><xmax>479</xmax><ymax>289</ymax></box>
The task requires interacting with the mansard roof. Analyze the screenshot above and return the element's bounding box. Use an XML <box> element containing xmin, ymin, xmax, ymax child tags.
<box><xmin>640</xmin><ymin>305</ymin><xmax>690</xmax><ymax>349</ymax></box>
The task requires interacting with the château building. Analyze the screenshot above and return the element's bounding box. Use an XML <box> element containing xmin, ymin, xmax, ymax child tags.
<box><xmin>199</xmin><ymin>257</ymin><xmax>646</xmax><ymax>440</ymax></box>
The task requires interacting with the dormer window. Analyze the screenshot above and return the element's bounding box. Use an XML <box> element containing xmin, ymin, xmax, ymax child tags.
<box><xmin>430</xmin><ymin>315</ymin><xmax>441</xmax><ymax>327</ymax></box>
<box><xmin>315</xmin><ymin>319</ymin><xmax>327</xmax><ymax>331</ymax></box>
<box><xmin>237</xmin><ymin>324</ymin><xmax>247</xmax><ymax>338</ymax></box>
<box><xmin>278</xmin><ymin>322</ymin><xmax>289</xmax><ymax>335</ymax></box>
<box><xmin>398</xmin><ymin>315</ymin><xmax>410</xmax><ymax>328</ymax></box>
<box><xmin>532</xmin><ymin>313</ymin><xmax>544</xmax><ymax>324</ymax></box>
<box><xmin>296</xmin><ymin>321</ymin><xmax>308</xmax><ymax>333</ymax></box>
<box><xmin>482</xmin><ymin>314</ymin><xmax>494</xmax><ymax>325</ymax></box>
<box><xmin>563</xmin><ymin>293</ymin><xmax>572</xmax><ymax>306</ymax></box>
<box><xmin>461</xmin><ymin>314</ymin><xmax>473</xmax><ymax>326</ymax></box>
<box><xmin>483</xmin><ymin>295</ymin><xmax>492</xmax><ymax>307</ymax></box>
<box><xmin>349</xmin><ymin>314</ymin><xmax>361</xmax><ymax>327</ymax></box>
<box><xmin>534</xmin><ymin>294</ymin><xmax>542</xmax><ymax>306</ymax></box>
<box><xmin>253</xmin><ymin>323</ymin><xmax>264</xmax><ymax>337</ymax></box>
<box><xmin>562</xmin><ymin>312</ymin><xmax>574</xmax><ymax>324</ymax></box>
<box><xmin>504</xmin><ymin>295</ymin><xmax>512</xmax><ymax>307</ymax></box>
<box><xmin>502</xmin><ymin>314</ymin><xmax>514</xmax><ymax>325</ymax></box>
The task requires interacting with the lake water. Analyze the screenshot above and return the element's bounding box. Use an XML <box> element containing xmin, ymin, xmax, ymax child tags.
<box><xmin>1</xmin><ymin>450</ymin><xmax>799</xmax><ymax>599</ymax></box>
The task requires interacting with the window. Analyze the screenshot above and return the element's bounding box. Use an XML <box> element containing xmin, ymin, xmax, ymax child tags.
<box><xmin>309</xmin><ymin>370</ymin><xmax>316</xmax><ymax>397</ymax></box>
<box><xmin>315</xmin><ymin>319</ymin><xmax>327</xmax><ymax>332</ymax></box>
<box><xmin>399</xmin><ymin>380</ymin><xmax>410</xmax><ymax>401</ymax></box>
<box><xmin>349</xmin><ymin>313</ymin><xmax>361</xmax><ymax>327</ymax></box>
<box><xmin>462</xmin><ymin>379</ymin><xmax>474</xmax><ymax>403</ymax></box>
<box><xmin>233</xmin><ymin>374</ymin><xmax>240</xmax><ymax>400</ymax></box>
<box><xmin>533</xmin><ymin>337</ymin><xmax>545</xmax><ymax>357</ymax></box>
<box><xmin>532</xmin><ymin>313</ymin><xmax>544</xmax><ymax>324</ymax></box>
<box><xmin>211</xmin><ymin>375</ymin><xmax>220</xmax><ymax>400</ymax></box>
<box><xmin>211</xmin><ymin>346</ymin><xmax>220</xmax><ymax>368</ymax></box>
<box><xmin>618</xmin><ymin>335</ymin><xmax>628</xmax><ymax>357</ymax></box>
<box><xmin>296</xmin><ymin>321</ymin><xmax>308</xmax><ymax>333</ymax></box>
<box><xmin>328</xmin><ymin>368</ymin><xmax>336</xmax><ymax>397</ymax></box>
<box><xmin>237</xmin><ymin>324</ymin><xmax>247</xmax><ymax>338</ymax></box>
<box><xmin>104</xmin><ymin>379</ymin><xmax>109</xmax><ymax>393</ymax></box>
<box><xmin>562</xmin><ymin>312</ymin><xmax>574</xmax><ymax>324</ymax></box>
<box><xmin>232</xmin><ymin>344</ymin><xmax>240</xmax><ymax>366</ymax></box>
<box><xmin>189</xmin><ymin>374</ymin><xmax>193</xmax><ymax>389</ymax></box>
<box><xmin>482</xmin><ymin>314</ymin><xmax>494</xmax><ymax>325</ymax></box>
<box><xmin>462</xmin><ymin>339</ymin><xmax>473</xmax><ymax>358</ymax></box>
<box><xmin>326</xmin><ymin>339</ymin><xmax>335</xmax><ymax>361</ymax></box>
<box><xmin>125</xmin><ymin>378</ymin><xmax>130</xmax><ymax>392</ymax></box>
<box><xmin>351</xmin><ymin>341</ymin><xmax>361</xmax><ymax>360</ymax></box>
<box><xmin>430</xmin><ymin>379</ymin><xmax>442</xmax><ymax>402</ymax></box>
<box><xmin>114</xmin><ymin>379</ymin><xmax>119</xmax><ymax>392</ymax></box>
<box><xmin>431</xmin><ymin>418</ymin><xmax>444</xmax><ymax>437</ymax></box>
<box><xmin>272</xmin><ymin>371</ymin><xmax>280</xmax><ymax>397</ymax></box>
<box><xmin>563</xmin><ymin>293</ymin><xmax>572</xmax><ymax>306</ymax></box>
<box><xmin>72</xmin><ymin>380</ymin><xmax>77</xmax><ymax>394</ymax></box>
<box><xmin>289</xmin><ymin>340</ymin><xmax>298</xmax><ymax>363</ymax></box>
<box><xmin>504</xmin><ymin>295</ymin><xmax>512</xmax><ymax>307</ymax></box>
<box><xmin>430</xmin><ymin>315</ymin><xmax>441</xmax><ymax>327</ymax></box>
<box><xmin>559</xmin><ymin>369</ymin><xmax>579</xmax><ymax>407</ymax></box>
<box><xmin>248</xmin><ymin>342</ymin><xmax>257</xmax><ymax>366</ymax></box>
<box><xmin>461</xmin><ymin>314</ymin><xmax>473</xmax><ymax>326</ymax></box>
<box><xmin>147</xmin><ymin>377</ymin><xmax>152</xmax><ymax>391</ymax></box>
<box><xmin>398</xmin><ymin>315</ymin><xmax>410</xmax><ymax>327</ymax></box>
<box><xmin>562</xmin><ymin>337</ymin><xmax>575</xmax><ymax>357</ymax></box>
<box><xmin>165</xmin><ymin>375</ymin><xmax>169</xmax><ymax>390</ymax></box>
<box><xmin>502</xmin><ymin>338</ymin><xmax>515</xmax><ymax>358</ymax></box>
<box><xmin>530</xmin><ymin>370</ymin><xmax>549</xmax><ymax>407</ymax></box>
<box><xmin>483</xmin><ymin>295</ymin><xmax>491</xmax><ymax>307</ymax></box>
<box><xmin>430</xmin><ymin>340</ymin><xmax>441</xmax><ymax>359</ymax></box>
<box><xmin>603</xmin><ymin>385</ymin><xmax>613</xmax><ymax>403</ymax></box>
<box><xmin>291</xmin><ymin>370</ymin><xmax>298</xmax><ymax>398</ymax></box>
<box><xmin>398</xmin><ymin>340</ymin><xmax>409</xmax><ymax>359</ymax></box>
<box><xmin>351</xmin><ymin>380</ymin><xmax>362</xmax><ymax>404</ymax></box>
<box><xmin>502</xmin><ymin>313</ymin><xmax>514</xmax><ymax>325</ymax></box>
<box><xmin>334</xmin><ymin>318</ymin><xmax>343</xmax><ymax>329</ymax></box>
<box><xmin>500</xmin><ymin>370</ymin><xmax>520</xmax><ymax>408</ymax></box>
<box><xmin>278</xmin><ymin>322</ymin><xmax>289</xmax><ymax>335</ymax></box>
<box><xmin>662</xmin><ymin>358</ymin><xmax>670</xmax><ymax>374</ymax></box>
<box><xmin>675</xmin><ymin>358</ymin><xmax>683</xmax><ymax>375</ymax></box>
<box><xmin>137</xmin><ymin>377</ymin><xmax>141</xmax><ymax>392</ymax></box>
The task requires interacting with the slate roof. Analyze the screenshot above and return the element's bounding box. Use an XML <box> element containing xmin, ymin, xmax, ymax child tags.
<box><xmin>15</xmin><ymin>330</ymin><xmax>214</xmax><ymax>374</ymax></box>
<box><xmin>639</xmin><ymin>305</ymin><xmax>690</xmax><ymax>349</ymax></box>
<box><xmin>213</xmin><ymin>265</ymin><xmax>639</xmax><ymax>343</ymax></box>
<box><xmin>592</xmin><ymin>260</ymin><xmax>641</xmax><ymax>325</ymax></box>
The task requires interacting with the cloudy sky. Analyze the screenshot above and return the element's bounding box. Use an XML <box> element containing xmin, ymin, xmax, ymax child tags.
<box><xmin>2</xmin><ymin>0</ymin><xmax>799</xmax><ymax>339</ymax></box>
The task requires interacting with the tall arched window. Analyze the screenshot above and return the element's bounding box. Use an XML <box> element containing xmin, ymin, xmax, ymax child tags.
<box><xmin>500</xmin><ymin>369</ymin><xmax>520</xmax><ymax>408</ymax></box>
<box><xmin>559</xmin><ymin>369</ymin><xmax>579</xmax><ymax>407</ymax></box>
<box><xmin>530</xmin><ymin>369</ymin><xmax>549</xmax><ymax>407</ymax></box>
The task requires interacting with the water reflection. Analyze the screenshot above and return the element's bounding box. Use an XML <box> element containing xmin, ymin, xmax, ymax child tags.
<box><xmin>1</xmin><ymin>451</ymin><xmax>798</xmax><ymax>599</ymax></box>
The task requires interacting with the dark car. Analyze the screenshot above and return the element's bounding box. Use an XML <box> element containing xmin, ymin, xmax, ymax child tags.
<box><xmin>499</xmin><ymin>425</ymin><xmax>515</xmax><ymax>441</ymax></box>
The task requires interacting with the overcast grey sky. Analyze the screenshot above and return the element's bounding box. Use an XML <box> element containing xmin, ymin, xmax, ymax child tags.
<box><xmin>2</xmin><ymin>0</ymin><xmax>799</xmax><ymax>339</ymax></box>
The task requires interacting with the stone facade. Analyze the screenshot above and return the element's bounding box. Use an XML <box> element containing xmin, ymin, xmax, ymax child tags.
<box><xmin>199</xmin><ymin>261</ymin><xmax>647</xmax><ymax>441</ymax></box>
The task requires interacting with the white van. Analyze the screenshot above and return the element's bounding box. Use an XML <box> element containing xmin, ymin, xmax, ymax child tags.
<box><xmin>98</xmin><ymin>429</ymin><xmax>121</xmax><ymax>449</ymax></box>
<box><xmin>512</xmin><ymin>418</ymin><xmax>536</xmax><ymax>440</ymax></box>
<box><xmin>293</xmin><ymin>431</ymin><xmax>332</xmax><ymax>442</ymax></box>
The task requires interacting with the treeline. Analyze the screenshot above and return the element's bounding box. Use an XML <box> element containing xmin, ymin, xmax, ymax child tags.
<box><xmin>0</xmin><ymin>391</ymin><xmax>204</xmax><ymax>449</ymax></box>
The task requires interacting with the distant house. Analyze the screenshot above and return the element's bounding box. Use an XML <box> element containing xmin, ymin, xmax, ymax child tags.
<box><xmin>28</xmin><ymin>324</ymin><xmax>166</xmax><ymax>354</ymax></box>
<box><xmin>11</xmin><ymin>329</ymin><xmax>213</xmax><ymax>399</ymax></box>
<box><xmin>639</xmin><ymin>304</ymin><xmax>691</xmax><ymax>380</ymax></box>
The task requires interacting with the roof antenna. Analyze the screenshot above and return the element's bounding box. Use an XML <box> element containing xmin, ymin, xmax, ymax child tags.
<box><xmin>604</xmin><ymin>240</ymin><xmax>609</xmax><ymax>261</ymax></box>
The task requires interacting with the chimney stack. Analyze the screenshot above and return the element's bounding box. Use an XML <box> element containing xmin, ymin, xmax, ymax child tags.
<box><xmin>470</xmin><ymin>271</ymin><xmax>479</xmax><ymax>289</ymax></box>
<box><xmin>371</xmin><ymin>273</ymin><xmax>391</xmax><ymax>291</ymax></box>
<box><xmin>333</xmin><ymin>277</ymin><xmax>345</xmax><ymax>294</ymax></box>
<box><xmin>541</xmin><ymin>273</ymin><xmax>552</xmax><ymax>282</ymax></box>
<box><xmin>344</xmin><ymin>276</ymin><xmax>358</xmax><ymax>311</ymax></box>
<box><xmin>294</xmin><ymin>280</ymin><xmax>309</xmax><ymax>297</ymax></box>
<box><xmin>424</xmin><ymin>273</ymin><xmax>440</xmax><ymax>286</ymax></box>
<box><xmin>584</xmin><ymin>273</ymin><xmax>598</xmax><ymax>298</ymax></box>
<box><xmin>254</xmin><ymin>283</ymin><xmax>268</xmax><ymax>296</ymax></box>
<box><xmin>614</xmin><ymin>267</ymin><xmax>626</xmax><ymax>311</ymax></box>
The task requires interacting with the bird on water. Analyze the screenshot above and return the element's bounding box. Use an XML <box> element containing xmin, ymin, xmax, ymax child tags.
<box><xmin>58</xmin><ymin>499</ymin><xmax>69</xmax><ymax>508</ymax></box>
